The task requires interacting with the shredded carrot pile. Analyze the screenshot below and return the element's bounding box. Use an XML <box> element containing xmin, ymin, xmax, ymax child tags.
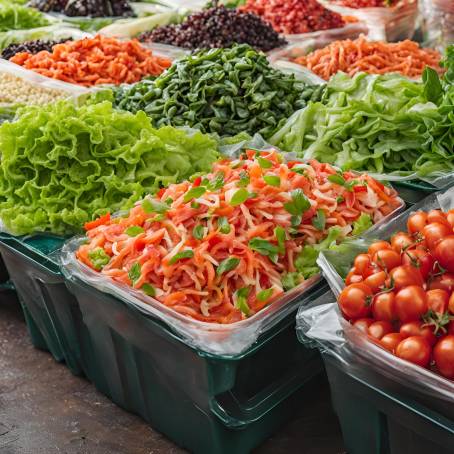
<box><xmin>294</xmin><ymin>36</ymin><xmax>442</xmax><ymax>80</ymax></box>
<box><xmin>77</xmin><ymin>150</ymin><xmax>401</xmax><ymax>324</ymax></box>
<box><xmin>10</xmin><ymin>35</ymin><xmax>171</xmax><ymax>86</ymax></box>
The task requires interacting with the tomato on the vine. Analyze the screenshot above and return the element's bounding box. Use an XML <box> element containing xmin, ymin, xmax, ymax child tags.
<box><xmin>402</xmin><ymin>248</ymin><xmax>435</xmax><ymax>280</ymax></box>
<box><xmin>407</xmin><ymin>211</ymin><xmax>427</xmax><ymax>234</ymax></box>
<box><xmin>422</xmin><ymin>222</ymin><xmax>452</xmax><ymax>250</ymax></box>
<box><xmin>368</xmin><ymin>321</ymin><xmax>393</xmax><ymax>340</ymax></box>
<box><xmin>363</xmin><ymin>270</ymin><xmax>387</xmax><ymax>293</ymax></box>
<box><xmin>446</xmin><ymin>210</ymin><xmax>454</xmax><ymax>228</ymax></box>
<box><xmin>433</xmin><ymin>335</ymin><xmax>454</xmax><ymax>379</ymax></box>
<box><xmin>389</xmin><ymin>265</ymin><xmax>423</xmax><ymax>291</ymax></box>
<box><xmin>372</xmin><ymin>292</ymin><xmax>397</xmax><ymax>322</ymax></box>
<box><xmin>428</xmin><ymin>272</ymin><xmax>454</xmax><ymax>293</ymax></box>
<box><xmin>426</xmin><ymin>289</ymin><xmax>449</xmax><ymax>314</ymax></box>
<box><xmin>433</xmin><ymin>236</ymin><xmax>454</xmax><ymax>273</ymax></box>
<box><xmin>449</xmin><ymin>293</ymin><xmax>454</xmax><ymax>315</ymax></box>
<box><xmin>391</xmin><ymin>232</ymin><xmax>413</xmax><ymax>253</ymax></box>
<box><xmin>353</xmin><ymin>318</ymin><xmax>374</xmax><ymax>334</ymax></box>
<box><xmin>395</xmin><ymin>285</ymin><xmax>427</xmax><ymax>322</ymax></box>
<box><xmin>345</xmin><ymin>269</ymin><xmax>363</xmax><ymax>285</ymax></box>
<box><xmin>368</xmin><ymin>241</ymin><xmax>392</xmax><ymax>256</ymax></box>
<box><xmin>399</xmin><ymin>321</ymin><xmax>437</xmax><ymax>346</ymax></box>
<box><xmin>353</xmin><ymin>254</ymin><xmax>371</xmax><ymax>275</ymax></box>
<box><xmin>338</xmin><ymin>283</ymin><xmax>372</xmax><ymax>320</ymax></box>
<box><xmin>395</xmin><ymin>336</ymin><xmax>431</xmax><ymax>367</ymax></box>
<box><xmin>372</xmin><ymin>249</ymin><xmax>401</xmax><ymax>271</ymax></box>
<box><xmin>427</xmin><ymin>209</ymin><xmax>450</xmax><ymax>227</ymax></box>
<box><xmin>380</xmin><ymin>332</ymin><xmax>404</xmax><ymax>353</ymax></box>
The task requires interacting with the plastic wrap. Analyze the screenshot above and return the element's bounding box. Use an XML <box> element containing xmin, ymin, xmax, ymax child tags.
<box><xmin>281</xmin><ymin>20</ymin><xmax>368</xmax><ymax>45</ymax></box>
<box><xmin>320</xmin><ymin>0</ymin><xmax>418</xmax><ymax>41</ymax></box>
<box><xmin>296</xmin><ymin>291</ymin><xmax>454</xmax><ymax>405</ymax></box>
<box><xmin>421</xmin><ymin>0</ymin><xmax>454</xmax><ymax>52</ymax></box>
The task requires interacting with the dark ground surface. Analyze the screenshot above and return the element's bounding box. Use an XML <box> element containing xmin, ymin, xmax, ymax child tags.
<box><xmin>0</xmin><ymin>291</ymin><xmax>345</xmax><ymax>454</ymax></box>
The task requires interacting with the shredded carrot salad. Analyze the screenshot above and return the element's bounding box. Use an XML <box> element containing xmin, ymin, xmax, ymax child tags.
<box><xmin>294</xmin><ymin>36</ymin><xmax>442</xmax><ymax>80</ymax></box>
<box><xmin>10</xmin><ymin>35</ymin><xmax>171</xmax><ymax>86</ymax></box>
<box><xmin>77</xmin><ymin>150</ymin><xmax>401</xmax><ymax>324</ymax></box>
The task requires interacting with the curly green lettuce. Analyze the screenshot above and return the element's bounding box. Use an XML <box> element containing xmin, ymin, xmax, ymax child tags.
<box><xmin>0</xmin><ymin>101</ymin><xmax>218</xmax><ymax>235</ymax></box>
<box><xmin>0</xmin><ymin>3</ymin><xmax>50</xmax><ymax>32</ymax></box>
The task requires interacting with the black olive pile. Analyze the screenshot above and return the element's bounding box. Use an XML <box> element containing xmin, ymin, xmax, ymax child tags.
<box><xmin>139</xmin><ymin>5</ymin><xmax>287</xmax><ymax>52</ymax></box>
<box><xmin>28</xmin><ymin>0</ymin><xmax>134</xmax><ymax>17</ymax></box>
<box><xmin>2</xmin><ymin>39</ymin><xmax>67</xmax><ymax>60</ymax></box>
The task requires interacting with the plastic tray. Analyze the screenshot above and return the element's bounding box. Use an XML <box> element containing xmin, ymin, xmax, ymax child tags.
<box><xmin>0</xmin><ymin>234</ymin><xmax>88</xmax><ymax>376</ymax></box>
<box><xmin>322</xmin><ymin>351</ymin><xmax>454</xmax><ymax>454</ymax></box>
<box><xmin>393</xmin><ymin>180</ymin><xmax>439</xmax><ymax>205</ymax></box>
<box><xmin>63</xmin><ymin>274</ymin><xmax>328</xmax><ymax>454</ymax></box>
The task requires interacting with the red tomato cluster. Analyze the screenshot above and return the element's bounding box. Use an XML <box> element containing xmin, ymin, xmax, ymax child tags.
<box><xmin>336</xmin><ymin>0</ymin><xmax>398</xmax><ymax>8</ymax></box>
<box><xmin>240</xmin><ymin>0</ymin><xmax>345</xmax><ymax>34</ymax></box>
<box><xmin>338</xmin><ymin>209</ymin><xmax>454</xmax><ymax>380</ymax></box>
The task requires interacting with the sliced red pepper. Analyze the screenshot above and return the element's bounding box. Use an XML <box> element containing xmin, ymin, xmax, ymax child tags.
<box><xmin>193</xmin><ymin>176</ymin><xmax>202</xmax><ymax>187</ymax></box>
<box><xmin>353</xmin><ymin>185</ymin><xmax>367</xmax><ymax>193</ymax></box>
<box><xmin>208</xmin><ymin>235</ymin><xmax>222</xmax><ymax>248</ymax></box>
<box><xmin>84</xmin><ymin>213</ymin><xmax>110</xmax><ymax>231</ymax></box>
<box><xmin>157</xmin><ymin>188</ymin><xmax>166</xmax><ymax>198</ymax></box>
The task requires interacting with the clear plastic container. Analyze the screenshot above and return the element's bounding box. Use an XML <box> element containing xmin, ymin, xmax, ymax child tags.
<box><xmin>320</xmin><ymin>0</ymin><xmax>419</xmax><ymax>41</ymax></box>
<box><xmin>60</xmin><ymin>182</ymin><xmax>404</xmax><ymax>357</ymax></box>
<box><xmin>421</xmin><ymin>0</ymin><xmax>454</xmax><ymax>52</ymax></box>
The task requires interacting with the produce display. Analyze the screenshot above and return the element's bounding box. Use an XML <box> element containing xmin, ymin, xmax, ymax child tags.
<box><xmin>338</xmin><ymin>208</ymin><xmax>454</xmax><ymax>380</ymax></box>
<box><xmin>28</xmin><ymin>0</ymin><xmax>134</xmax><ymax>17</ymax></box>
<box><xmin>77</xmin><ymin>149</ymin><xmax>401</xmax><ymax>323</ymax></box>
<box><xmin>10</xmin><ymin>35</ymin><xmax>171</xmax><ymax>86</ymax></box>
<box><xmin>0</xmin><ymin>71</ymin><xmax>68</xmax><ymax>105</ymax></box>
<box><xmin>0</xmin><ymin>100</ymin><xmax>218</xmax><ymax>235</ymax></box>
<box><xmin>333</xmin><ymin>0</ymin><xmax>399</xmax><ymax>7</ymax></box>
<box><xmin>0</xmin><ymin>2</ymin><xmax>50</xmax><ymax>31</ymax></box>
<box><xmin>1</xmin><ymin>38</ymin><xmax>65</xmax><ymax>59</ymax></box>
<box><xmin>113</xmin><ymin>44</ymin><xmax>323</xmax><ymax>138</ymax></box>
<box><xmin>239</xmin><ymin>0</ymin><xmax>345</xmax><ymax>34</ymax></box>
<box><xmin>139</xmin><ymin>5</ymin><xmax>286</xmax><ymax>52</ymax></box>
<box><xmin>270</xmin><ymin>46</ymin><xmax>454</xmax><ymax>177</ymax></box>
<box><xmin>293</xmin><ymin>37</ymin><xmax>442</xmax><ymax>80</ymax></box>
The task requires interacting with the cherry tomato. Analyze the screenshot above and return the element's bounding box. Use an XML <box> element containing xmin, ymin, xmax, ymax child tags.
<box><xmin>446</xmin><ymin>210</ymin><xmax>454</xmax><ymax>228</ymax></box>
<box><xmin>402</xmin><ymin>248</ymin><xmax>435</xmax><ymax>280</ymax></box>
<box><xmin>428</xmin><ymin>272</ymin><xmax>454</xmax><ymax>293</ymax></box>
<box><xmin>396</xmin><ymin>336</ymin><xmax>431</xmax><ymax>368</ymax></box>
<box><xmin>399</xmin><ymin>321</ymin><xmax>437</xmax><ymax>346</ymax></box>
<box><xmin>353</xmin><ymin>318</ymin><xmax>374</xmax><ymax>334</ymax></box>
<box><xmin>389</xmin><ymin>265</ymin><xmax>423</xmax><ymax>291</ymax></box>
<box><xmin>368</xmin><ymin>241</ymin><xmax>392</xmax><ymax>256</ymax></box>
<box><xmin>338</xmin><ymin>284</ymin><xmax>372</xmax><ymax>320</ymax></box>
<box><xmin>433</xmin><ymin>335</ymin><xmax>454</xmax><ymax>379</ymax></box>
<box><xmin>433</xmin><ymin>236</ymin><xmax>454</xmax><ymax>273</ymax></box>
<box><xmin>422</xmin><ymin>222</ymin><xmax>452</xmax><ymax>250</ymax></box>
<box><xmin>395</xmin><ymin>285</ymin><xmax>428</xmax><ymax>322</ymax></box>
<box><xmin>345</xmin><ymin>269</ymin><xmax>363</xmax><ymax>285</ymax></box>
<box><xmin>426</xmin><ymin>289</ymin><xmax>449</xmax><ymax>314</ymax></box>
<box><xmin>372</xmin><ymin>292</ymin><xmax>397</xmax><ymax>322</ymax></box>
<box><xmin>427</xmin><ymin>209</ymin><xmax>450</xmax><ymax>227</ymax></box>
<box><xmin>363</xmin><ymin>270</ymin><xmax>387</xmax><ymax>293</ymax></box>
<box><xmin>391</xmin><ymin>232</ymin><xmax>414</xmax><ymax>253</ymax></box>
<box><xmin>449</xmin><ymin>293</ymin><xmax>454</xmax><ymax>315</ymax></box>
<box><xmin>353</xmin><ymin>254</ymin><xmax>371</xmax><ymax>275</ymax></box>
<box><xmin>368</xmin><ymin>321</ymin><xmax>393</xmax><ymax>340</ymax></box>
<box><xmin>407</xmin><ymin>211</ymin><xmax>427</xmax><ymax>234</ymax></box>
<box><xmin>372</xmin><ymin>249</ymin><xmax>401</xmax><ymax>272</ymax></box>
<box><xmin>380</xmin><ymin>332</ymin><xmax>404</xmax><ymax>353</ymax></box>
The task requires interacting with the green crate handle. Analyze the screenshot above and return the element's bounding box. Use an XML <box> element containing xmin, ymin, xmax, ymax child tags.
<box><xmin>209</xmin><ymin>354</ymin><xmax>321</xmax><ymax>428</ymax></box>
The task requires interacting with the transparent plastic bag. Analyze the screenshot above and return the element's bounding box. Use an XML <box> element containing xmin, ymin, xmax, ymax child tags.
<box><xmin>421</xmin><ymin>0</ymin><xmax>454</xmax><ymax>52</ymax></box>
<box><xmin>296</xmin><ymin>291</ymin><xmax>454</xmax><ymax>405</ymax></box>
<box><xmin>281</xmin><ymin>20</ymin><xmax>368</xmax><ymax>45</ymax></box>
<box><xmin>320</xmin><ymin>0</ymin><xmax>419</xmax><ymax>41</ymax></box>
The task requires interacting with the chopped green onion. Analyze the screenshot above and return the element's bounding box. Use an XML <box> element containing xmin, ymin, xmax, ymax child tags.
<box><xmin>88</xmin><ymin>248</ymin><xmax>110</xmax><ymax>271</ymax></box>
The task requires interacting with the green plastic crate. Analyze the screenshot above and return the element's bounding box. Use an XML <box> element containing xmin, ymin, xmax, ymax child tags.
<box><xmin>64</xmin><ymin>275</ymin><xmax>328</xmax><ymax>454</ymax></box>
<box><xmin>394</xmin><ymin>180</ymin><xmax>439</xmax><ymax>205</ymax></box>
<box><xmin>322</xmin><ymin>352</ymin><xmax>454</xmax><ymax>454</ymax></box>
<box><xmin>0</xmin><ymin>234</ymin><xmax>99</xmax><ymax>380</ymax></box>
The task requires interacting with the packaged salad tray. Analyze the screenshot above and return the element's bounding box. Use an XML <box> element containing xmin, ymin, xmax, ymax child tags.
<box><xmin>296</xmin><ymin>292</ymin><xmax>454</xmax><ymax>454</ymax></box>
